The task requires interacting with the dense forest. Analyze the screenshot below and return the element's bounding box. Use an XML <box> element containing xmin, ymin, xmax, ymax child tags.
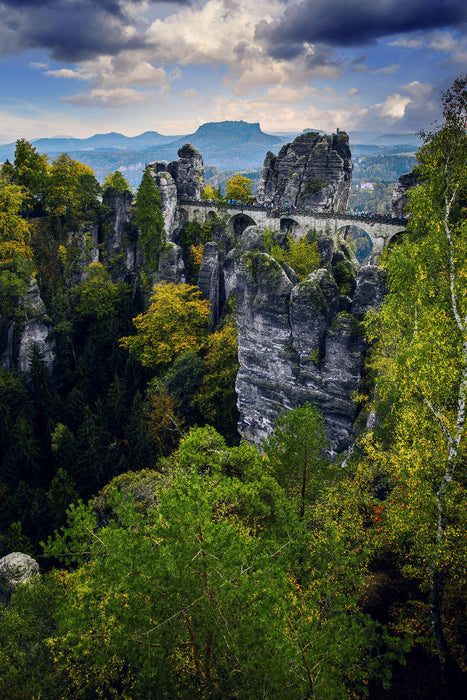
<box><xmin>0</xmin><ymin>78</ymin><xmax>466</xmax><ymax>699</ymax></box>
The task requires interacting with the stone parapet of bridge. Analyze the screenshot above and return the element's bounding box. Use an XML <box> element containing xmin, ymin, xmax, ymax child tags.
<box><xmin>178</xmin><ymin>199</ymin><xmax>407</xmax><ymax>262</ymax></box>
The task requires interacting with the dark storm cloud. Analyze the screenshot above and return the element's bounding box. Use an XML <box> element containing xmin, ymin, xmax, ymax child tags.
<box><xmin>0</xmin><ymin>0</ymin><xmax>188</xmax><ymax>61</ymax></box>
<box><xmin>257</xmin><ymin>0</ymin><xmax>467</xmax><ymax>60</ymax></box>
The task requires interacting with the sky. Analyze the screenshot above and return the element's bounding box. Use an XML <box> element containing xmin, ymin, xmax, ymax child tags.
<box><xmin>0</xmin><ymin>0</ymin><xmax>466</xmax><ymax>143</ymax></box>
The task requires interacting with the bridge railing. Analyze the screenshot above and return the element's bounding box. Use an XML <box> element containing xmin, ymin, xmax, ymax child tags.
<box><xmin>177</xmin><ymin>198</ymin><xmax>407</xmax><ymax>226</ymax></box>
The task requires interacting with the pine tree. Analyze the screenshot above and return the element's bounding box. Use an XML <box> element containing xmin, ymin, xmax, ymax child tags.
<box><xmin>134</xmin><ymin>166</ymin><xmax>166</xmax><ymax>271</ymax></box>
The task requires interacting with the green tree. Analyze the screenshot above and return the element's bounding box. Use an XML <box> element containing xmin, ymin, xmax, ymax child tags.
<box><xmin>194</xmin><ymin>319</ymin><xmax>239</xmax><ymax>442</ymax></box>
<box><xmin>1</xmin><ymin>139</ymin><xmax>49</xmax><ymax>215</ymax></box>
<box><xmin>264</xmin><ymin>230</ymin><xmax>321</xmax><ymax>280</ymax></box>
<box><xmin>44</xmin><ymin>154</ymin><xmax>101</xmax><ymax>218</ymax></box>
<box><xmin>0</xmin><ymin>177</ymin><xmax>33</xmax><ymax>316</ymax></box>
<box><xmin>39</xmin><ymin>427</ymin><xmax>385</xmax><ymax>699</ymax></box>
<box><xmin>102</xmin><ymin>170</ymin><xmax>131</xmax><ymax>193</ymax></box>
<box><xmin>365</xmin><ymin>75</ymin><xmax>467</xmax><ymax>697</ymax></box>
<box><xmin>134</xmin><ymin>165</ymin><xmax>165</xmax><ymax>270</ymax></box>
<box><xmin>263</xmin><ymin>403</ymin><xmax>331</xmax><ymax>520</ymax></box>
<box><xmin>225</xmin><ymin>174</ymin><xmax>255</xmax><ymax>203</ymax></box>
<box><xmin>119</xmin><ymin>282</ymin><xmax>211</xmax><ymax>373</ymax></box>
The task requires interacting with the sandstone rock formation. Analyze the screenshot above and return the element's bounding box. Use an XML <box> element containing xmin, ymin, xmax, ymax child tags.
<box><xmin>197</xmin><ymin>241</ymin><xmax>223</xmax><ymax>327</ymax></box>
<box><xmin>149</xmin><ymin>144</ymin><xmax>205</xmax><ymax>240</ymax></box>
<box><xmin>152</xmin><ymin>169</ymin><xmax>179</xmax><ymax>240</ymax></box>
<box><xmin>156</xmin><ymin>243</ymin><xmax>185</xmax><ymax>285</ymax></box>
<box><xmin>1</xmin><ymin>278</ymin><xmax>55</xmax><ymax>375</ymax></box>
<box><xmin>0</xmin><ymin>552</ymin><xmax>39</xmax><ymax>606</ymax></box>
<box><xmin>101</xmin><ymin>188</ymin><xmax>145</xmax><ymax>283</ymax></box>
<box><xmin>235</xmin><ymin>247</ymin><xmax>386</xmax><ymax>453</ymax></box>
<box><xmin>257</xmin><ymin>131</ymin><xmax>353</xmax><ymax>213</ymax></box>
<box><xmin>391</xmin><ymin>171</ymin><xmax>418</xmax><ymax>218</ymax></box>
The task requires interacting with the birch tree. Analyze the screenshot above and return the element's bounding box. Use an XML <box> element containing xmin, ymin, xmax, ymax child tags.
<box><xmin>365</xmin><ymin>75</ymin><xmax>467</xmax><ymax>698</ymax></box>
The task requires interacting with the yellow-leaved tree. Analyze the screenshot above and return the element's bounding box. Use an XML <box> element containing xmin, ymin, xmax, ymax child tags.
<box><xmin>120</xmin><ymin>282</ymin><xmax>211</xmax><ymax>374</ymax></box>
<box><xmin>0</xmin><ymin>176</ymin><xmax>33</xmax><ymax>316</ymax></box>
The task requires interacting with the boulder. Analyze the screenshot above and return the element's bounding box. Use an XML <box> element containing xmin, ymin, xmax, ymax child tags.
<box><xmin>0</xmin><ymin>552</ymin><xmax>39</xmax><ymax>606</ymax></box>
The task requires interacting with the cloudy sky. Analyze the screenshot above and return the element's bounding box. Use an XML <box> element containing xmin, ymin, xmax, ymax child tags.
<box><xmin>0</xmin><ymin>0</ymin><xmax>466</xmax><ymax>143</ymax></box>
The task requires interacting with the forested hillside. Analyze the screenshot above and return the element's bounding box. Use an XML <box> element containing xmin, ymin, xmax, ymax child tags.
<box><xmin>0</xmin><ymin>78</ymin><xmax>466</xmax><ymax>699</ymax></box>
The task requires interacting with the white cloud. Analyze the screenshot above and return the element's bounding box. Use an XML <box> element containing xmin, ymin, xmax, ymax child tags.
<box><xmin>374</xmin><ymin>64</ymin><xmax>400</xmax><ymax>74</ymax></box>
<box><xmin>46</xmin><ymin>68</ymin><xmax>91</xmax><ymax>80</ymax></box>
<box><xmin>209</xmin><ymin>94</ymin><xmax>364</xmax><ymax>133</ymax></box>
<box><xmin>389</xmin><ymin>36</ymin><xmax>425</xmax><ymax>48</ymax></box>
<box><xmin>60</xmin><ymin>87</ymin><xmax>151</xmax><ymax>107</ymax></box>
<box><xmin>379</xmin><ymin>93</ymin><xmax>411</xmax><ymax>119</ymax></box>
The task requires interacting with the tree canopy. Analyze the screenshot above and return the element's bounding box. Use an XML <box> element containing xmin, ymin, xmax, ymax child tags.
<box><xmin>119</xmin><ymin>282</ymin><xmax>211</xmax><ymax>373</ymax></box>
<box><xmin>134</xmin><ymin>166</ymin><xmax>165</xmax><ymax>270</ymax></box>
<box><xmin>225</xmin><ymin>174</ymin><xmax>255</xmax><ymax>203</ymax></box>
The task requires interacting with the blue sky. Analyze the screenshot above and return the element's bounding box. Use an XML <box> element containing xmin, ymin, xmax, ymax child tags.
<box><xmin>0</xmin><ymin>0</ymin><xmax>466</xmax><ymax>143</ymax></box>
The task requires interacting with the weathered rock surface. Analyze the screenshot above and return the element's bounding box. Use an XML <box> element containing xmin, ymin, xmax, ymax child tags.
<box><xmin>156</xmin><ymin>243</ymin><xmax>185</xmax><ymax>285</ymax></box>
<box><xmin>172</xmin><ymin>144</ymin><xmax>205</xmax><ymax>200</ymax></box>
<box><xmin>236</xmin><ymin>252</ymin><xmax>383</xmax><ymax>453</ymax></box>
<box><xmin>102</xmin><ymin>189</ymin><xmax>140</xmax><ymax>280</ymax></box>
<box><xmin>149</xmin><ymin>144</ymin><xmax>205</xmax><ymax>239</ymax></box>
<box><xmin>1</xmin><ymin>278</ymin><xmax>55</xmax><ymax>375</ymax></box>
<box><xmin>257</xmin><ymin>131</ymin><xmax>353</xmax><ymax>213</ymax></box>
<box><xmin>391</xmin><ymin>171</ymin><xmax>418</xmax><ymax>218</ymax></box>
<box><xmin>351</xmin><ymin>266</ymin><xmax>387</xmax><ymax>317</ymax></box>
<box><xmin>197</xmin><ymin>241</ymin><xmax>222</xmax><ymax>327</ymax></box>
<box><xmin>69</xmin><ymin>223</ymin><xmax>100</xmax><ymax>285</ymax></box>
<box><xmin>152</xmin><ymin>170</ymin><xmax>179</xmax><ymax>241</ymax></box>
<box><xmin>0</xmin><ymin>552</ymin><xmax>39</xmax><ymax>606</ymax></box>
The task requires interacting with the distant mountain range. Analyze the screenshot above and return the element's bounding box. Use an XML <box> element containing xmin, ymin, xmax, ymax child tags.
<box><xmin>0</xmin><ymin>120</ymin><xmax>421</xmax><ymax>187</ymax></box>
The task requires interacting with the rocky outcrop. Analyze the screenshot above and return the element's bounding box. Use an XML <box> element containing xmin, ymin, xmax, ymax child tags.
<box><xmin>102</xmin><ymin>189</ymin><xmax>140</xmax><ymax>280</ymax></box>
<box><xmin>0</xmin><ymin>552</ymin><xmax>39</xmax><ymax>606</ymax></box>
<box><xmin>149</xmin><ymin>144</ymin><xmax>205</xmax><ymax>240</ymax></box>
<box><xmin>172</xmin><ymin>144</ymin><xmax>205</xmax><ymax>200</ymax></box>
<box><xmin>257</xmin><ymin>131</ymin><xmax>353</xmax><ymax>212</ymax></box>
<box><xmin>1</xmin><ymin>278</ymin><xmax>55</xmax><ymax>375</ymax></box>
<box><xmin>153</xmin><ymin>170</ymin><xmax>178</xmax><ymax>241</ymax></box>
<box><xmin>197</xmin><ymin>242</ymin><xmax>222</xmax><ymax>327</ymax></box>
<box><xmin>69</xmin><ymin>223</ymin><xmax>100</xmax><ymax>285</ymax></box>
<box><xmin>236</xmin><ymin>252</ymin><xmax>384</xmax><ymax>453</ymax></box>
<box><xmin>391</xmin><ymin>171</ymin><xmax>418</xmax><ymax>218</ymax></box>
<box><xmin>18</xmin><ymin>279</ymin><xmax>55</xmax><ymax>375</ymax></box>
<box><xmin>156</xmin><ymin>244</ymin><xmax>185</xmax><ymax>284</ymax></box>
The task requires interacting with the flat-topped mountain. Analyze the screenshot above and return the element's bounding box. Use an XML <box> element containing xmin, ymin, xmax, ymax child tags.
<box><xmin>171</xmin><ymin>121</ymin><xmax>282</xmax><ymax>148</ymax></box>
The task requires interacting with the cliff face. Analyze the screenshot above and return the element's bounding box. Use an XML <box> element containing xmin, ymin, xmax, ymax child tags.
<box><xmin>0</xmin><ymin>279</ymin><xmax>55</xmax><ymax>376</ymax></box>
<box><xmin>391</xmin><ymin>171</ymin><xmax>418</xmax><ymax>218</ymax></box>
<box><xmin>235</xmin><ymin>248</ymin><xmax>386</xmax><ymax>453</ymax></box>
<box><xmin>102</xmin><ymin>189</ymin><xmax>141</xmax><ymax>281</ymax></box>
<box><xmin>257</xmin><ymin>131</ymin><xmax>353</xmax><ymax>213</ymax></box>
<box><xmin>149</xmin><ymin>143</ymin><xmax>205</xmax><ymax>240</ymax></box>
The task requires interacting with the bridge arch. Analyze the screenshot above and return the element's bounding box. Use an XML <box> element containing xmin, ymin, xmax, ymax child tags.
<box><xmin>227</xmin><ymin>212</ymin><xmax>258</xmax><ymax>238</ymax></box>
<box><xmin>280</xmin><ymin>217</ymin><xmax>301</xmax><ymax>236</ymax></box>
<box><xmin>340</xmin><ymin>224</ymin><xmax>373</xmax><ymax>264</ymax></box>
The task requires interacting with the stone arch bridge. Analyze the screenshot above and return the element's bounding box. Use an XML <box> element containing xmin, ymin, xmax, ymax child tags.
<box><xmin>178</xmin><ymin>199</ymin><xmax>407</xmax><ymax>263</ymax></box>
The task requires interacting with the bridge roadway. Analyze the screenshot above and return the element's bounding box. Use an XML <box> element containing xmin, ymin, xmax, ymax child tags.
<box><xmin>178</xmin><ymin>198</ymin><xmax>408</xmax><ymax>262</ymax></box>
